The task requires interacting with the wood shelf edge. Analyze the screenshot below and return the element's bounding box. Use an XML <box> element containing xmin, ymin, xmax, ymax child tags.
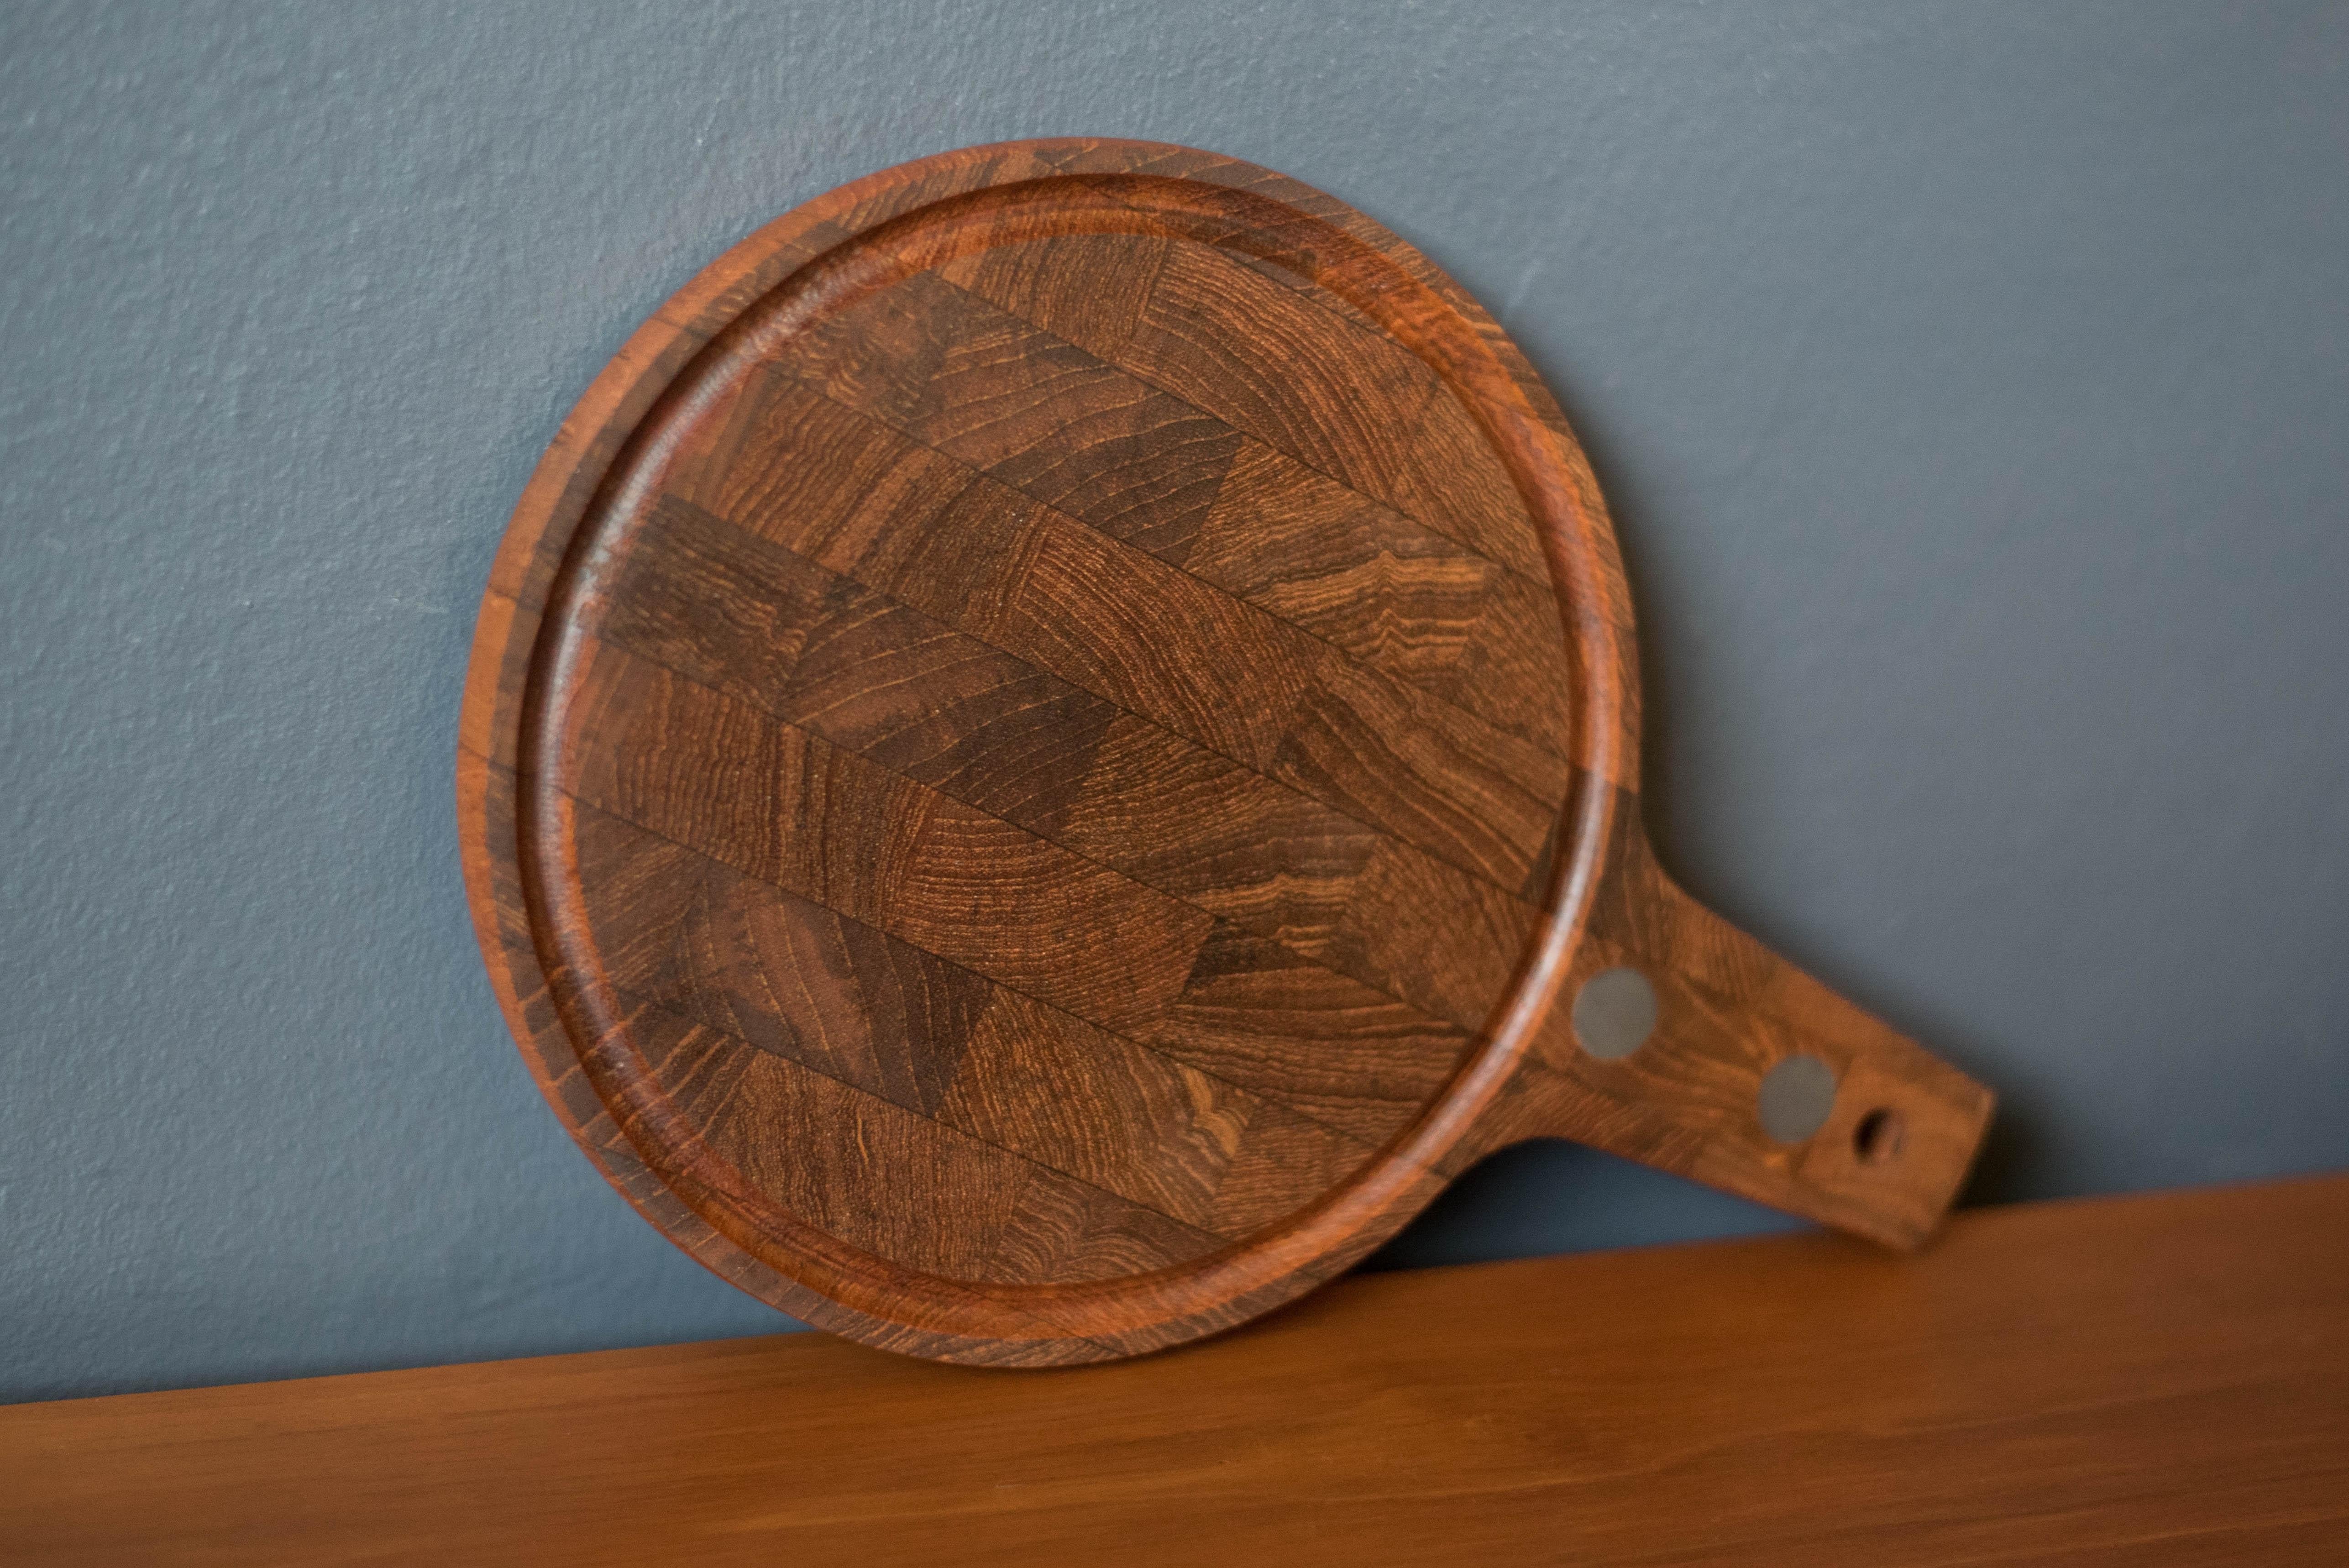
<box><xmin>6</xmin><ymin>1174</ymin><xmax>2347</xmax><ymax>1567</ymax></box>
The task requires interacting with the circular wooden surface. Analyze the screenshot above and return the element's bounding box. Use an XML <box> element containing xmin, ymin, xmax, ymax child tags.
<box><xmin>460</xmin><ymin>140</ymin><xmax>1634</xmax><ymax>1363</ymax></box>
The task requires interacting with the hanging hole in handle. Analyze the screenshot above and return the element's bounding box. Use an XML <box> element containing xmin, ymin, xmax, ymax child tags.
<box><xmin>1853</xmin><ymin>1107</ymin><xmax>1905</xmax><ymax>1164</ymax></box>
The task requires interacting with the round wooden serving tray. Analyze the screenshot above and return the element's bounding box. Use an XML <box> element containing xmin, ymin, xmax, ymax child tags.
<box><xmin>458</xmin><ymin>139</ymin><xmax>1994</xmax><ymax>1365</ymax></box>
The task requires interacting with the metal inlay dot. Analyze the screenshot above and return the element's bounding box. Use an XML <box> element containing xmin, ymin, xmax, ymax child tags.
<box><xmin>1757</xmin><ymin>1054</ymin><xmax>1838</xmax><ymax>1143</ymax></box>
<box><xmin>1572</xmin><ymin>967</ymin><xmax>1657</xmax><ymax>1060</ymax></box>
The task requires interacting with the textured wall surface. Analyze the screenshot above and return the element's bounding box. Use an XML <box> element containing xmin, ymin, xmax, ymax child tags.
<box><xmin>3</xmin><ymin>0</ymin><xmax>2344</xmax><ymax>1402</ymax></box>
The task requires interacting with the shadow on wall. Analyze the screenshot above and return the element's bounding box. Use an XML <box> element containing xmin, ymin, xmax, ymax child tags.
<box><xmin>1364</xmin><ymin>1141</ymin><xmax>1810</xmax><ymax>1272</ymax></box>
<box><xmin>1363</xmin><ymin>1097</ymin><xmax>2054</xmax><ymax>1273</ymax></box>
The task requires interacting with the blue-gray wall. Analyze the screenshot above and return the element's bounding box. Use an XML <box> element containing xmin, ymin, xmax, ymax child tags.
<box><xmin>4</xmin><ymin>1</ymin><xmax>2344</xmax><ymax>1403</ymax></box>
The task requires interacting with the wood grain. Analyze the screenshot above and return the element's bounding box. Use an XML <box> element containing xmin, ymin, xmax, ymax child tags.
<box><xmin>458</xmin><ymin>138</ymin><xmax>1994</xmax><ymax>1363</ymax></box>
<box><xmin>9</xmin><ymin>1177</ymin><xmax>2346</xmax><ymax>1566</ymax></box>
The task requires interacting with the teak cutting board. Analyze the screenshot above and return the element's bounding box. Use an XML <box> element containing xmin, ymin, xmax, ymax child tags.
<box><xmin>458</xmin><ymin>139</ymin><xmax>1994</xmax><ymax>1365</ymax></box>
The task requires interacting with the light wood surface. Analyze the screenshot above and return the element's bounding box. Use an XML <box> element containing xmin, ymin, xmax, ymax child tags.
<box><xmin>8</xmin><ymin>1174</ymin><xmax>2344</xmax><ymax>1564</ymax></box>
<box><xmin>460</xmin><ymin>137</ymin><xmax>1989</xmax><ymax>1363</ymax></box>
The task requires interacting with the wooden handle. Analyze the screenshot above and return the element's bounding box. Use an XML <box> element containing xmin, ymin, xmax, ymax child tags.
<box><xmin>1497</xmin><ymin>820</ymin><xmax>1994</xmax><ymax>1250</ymax></box>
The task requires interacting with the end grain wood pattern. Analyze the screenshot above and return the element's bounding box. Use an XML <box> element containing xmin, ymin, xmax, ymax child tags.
<box><xmin>458</xmin><ymin>138</ymin><xmax>1994</xmax><ymax>1364</ymax></box>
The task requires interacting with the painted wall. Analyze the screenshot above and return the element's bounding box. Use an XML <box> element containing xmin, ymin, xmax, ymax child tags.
<box><xmin>4</xmin><ymin>1</ymin><xmax>2344</xmax><ymax>1402</ymax></box>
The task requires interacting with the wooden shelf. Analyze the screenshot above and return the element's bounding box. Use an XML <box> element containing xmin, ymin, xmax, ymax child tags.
<box><xmin>6</xmin><ymin>1175</ymin><xmax>2345</xmax><ymax>1564</ymax></box>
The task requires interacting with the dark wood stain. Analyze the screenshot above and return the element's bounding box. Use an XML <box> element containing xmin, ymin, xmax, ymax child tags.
<box><xmin>458</xmin><ymin>138</ymin><xmax>1994</xmax><ymax>1365</ymax></box>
